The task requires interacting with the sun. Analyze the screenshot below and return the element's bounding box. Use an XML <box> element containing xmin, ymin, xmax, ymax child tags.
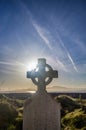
<box><xmin>26</xmin><ymin>61</ymin><xmax>37</xmax><ymax>71</ymax></box>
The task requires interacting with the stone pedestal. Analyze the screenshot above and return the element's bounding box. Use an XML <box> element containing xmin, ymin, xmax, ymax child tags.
<box><xmin>23</xmin><ymin>91</ymin><xmax>60</xmax><ymax>130</ymax></box>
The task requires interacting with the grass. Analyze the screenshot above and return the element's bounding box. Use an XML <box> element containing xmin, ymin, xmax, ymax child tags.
<box><xmin>0</xmin><ymin>94</ymin><xmax>86</xmax><ymax>130</ymax></box>
<box><xmin>61</xmin><ymin>109</ymin><xmax>86</xmax><ymax>130</ymax></box>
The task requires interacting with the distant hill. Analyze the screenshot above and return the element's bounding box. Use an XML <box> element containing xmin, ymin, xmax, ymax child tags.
<box><xmin>47</xmin><ymin>86</ymin><xmax>86</xmax><ymax>93</ymax></box>
<box><xmin>0</xmin><ymin>92</ymin><xmax>86</xmax><ymax>99</ymax></box>
<box><xmin>47</xmin><ymin>86</ymin><xmax>70</xmax><ymax>92</ymax></box>
<box><xmin>0</xmin><ymin>86</ymin><xmax>85</xmax><ymax>93</ymax></box>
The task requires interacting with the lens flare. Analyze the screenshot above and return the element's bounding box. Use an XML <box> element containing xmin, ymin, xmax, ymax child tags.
<box><xmin>26</xmin><ymin>61</ymin><xmax>37</xmax><ymax>71</ymax></box>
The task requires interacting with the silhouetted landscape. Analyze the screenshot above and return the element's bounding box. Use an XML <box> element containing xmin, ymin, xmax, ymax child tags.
<box><xmin>1</xmin><ymin>92</ymin><xmax>86</xmax><ymax>99</ymax></box>
<box><xmin>0</xmin><ymin>92</ymin><xmax>86</xmax><ymax>130</ymax></box>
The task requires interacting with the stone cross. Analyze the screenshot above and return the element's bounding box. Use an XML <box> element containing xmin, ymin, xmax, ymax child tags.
<box><xmin>23</xmin><ymin>58</ymin><xmax>60</xmax><ymax>130</ymax></box>
<box><xmin>27</xmin><ymin>58</ymin><xmax>58</xmax><ymax>92</ymax></box>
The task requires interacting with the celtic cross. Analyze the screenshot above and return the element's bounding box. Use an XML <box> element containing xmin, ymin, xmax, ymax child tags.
<box><xmin>27</xmin><ymin>58</ymin><xmax>58</xmax><ymax>92</ymax></box>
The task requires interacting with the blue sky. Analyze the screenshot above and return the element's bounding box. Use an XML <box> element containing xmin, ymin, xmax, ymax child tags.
<box><xmin>0</xmin><ymin>0</ymin><xmax>86</xmax><ymax>91</ymax></box>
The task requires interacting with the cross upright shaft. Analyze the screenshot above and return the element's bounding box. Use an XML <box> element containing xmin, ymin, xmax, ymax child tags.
<box><xmin>27</xmin><ymin>58</ymin><xmax>58</xmax><ymax>92</ymax></box>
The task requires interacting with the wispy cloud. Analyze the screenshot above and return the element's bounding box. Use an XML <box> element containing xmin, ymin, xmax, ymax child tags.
<box><xmin>48</xmin><ymin>56</ymin><xmax>68</xmax><ymax>72</ymax></box>
<box><xmin>32</xmin><ymin>22</ymin><xmax>52</xmax><ymax>50</ymax></box>
<box><xmin>32</xmin><ymin>22</ymin><xmax>70</xmax><ymax>72</ymax></box>
<box><xmin>56</xmin><ymin>59</ymin><xmax>68</xmax><ymax>72</ymax></box>
<box><xmin>67</xmin><ymin>52</ymin><xmax>78</xmax><ymax>72</ymax></box>
<box><xmin>73</xmin><ymin>37</ymin><xmax>86</xmax><ymax>54</ymax></box>
<box><xmin>57</xmin><ymin>33</ymin><xmax>78</xmax><ymax>72</ymax></box>
<box><xmin>18</xmin><ymin>1</ymin><xmax>52</xmax><ymax>50</ymax></box>
<box><xmin>0</xmin><ymin>61</ymin><xmax>16</xmax><ymax>66</ymax></box>
<box><xmin>0</xmin><ymin>80</ymin><xmax>5</xmax><ymax>87</ymax></box>
<box><xmin>0</xmin><ymin>60</ymin><xmax>26</xmax><ymax>67</ymax></box>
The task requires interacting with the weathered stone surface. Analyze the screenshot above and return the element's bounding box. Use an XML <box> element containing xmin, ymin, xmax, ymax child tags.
<box><xmin>23</xmin><ymin>91</ymin><xmax>60</xmax><ymax>130</ymax></box>
<box><xmin>23</xmin><ymin>59</ymin><xmax>60</xmax><ymax>130</ymax></box>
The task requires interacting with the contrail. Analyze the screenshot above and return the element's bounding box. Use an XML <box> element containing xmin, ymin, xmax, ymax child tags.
<box><xmin>31</xmin><ymin>22</ymin><xmax>68</xmax><ymax>72</ymax></box>
<box><xmin>18</xmin><ymin>1</ymin><xmax>53</xmax><ymax>51</ymax></box>
<box><xmin>67</xmin><ymin>52</ymin><xmax>78</xmax><ymax>72</ymax></box>
<box><xmin>32</xmin><ymin>22</ymin><xmax>52</xmax><ymax>50</ymax></box>
<box><xmin>56</xmin><ymin>32</ymin><xmax>78</xmax><ymax>72</ymax></box>
<box><xmin>48</xmin><ymin>55</ymin><xmax>68</xmax><ymax>72</ymax></box>
<box><xmin>17</xmin><ymin>1</ymin><xmax>53</xmax><ymax>51</ymax></box>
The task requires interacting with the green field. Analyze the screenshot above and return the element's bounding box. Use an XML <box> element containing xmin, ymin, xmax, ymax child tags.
<box><xmin>0</xmin><ymin>94</ymin><xmax>86</xmax><ymax>130</ymax></box>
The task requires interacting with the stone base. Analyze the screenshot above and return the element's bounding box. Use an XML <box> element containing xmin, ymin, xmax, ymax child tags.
<box><xmin>23</xmin><ymin>91</ymin><xmax>60</xmax><ymax>130</ymax></box>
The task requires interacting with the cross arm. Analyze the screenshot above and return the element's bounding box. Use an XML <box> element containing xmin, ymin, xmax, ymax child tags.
<box><xmin>45</xmin><ymin>70</ymin><xmax>58</xmax><ymax>78</ymax></box>
<box><xmin>27</xmin><ymin>71</ymin><xmax>39</xmax><ymax>78</ymax></box>
<box><xmin>27</xmin><ymin>70</ymin><xmax>58</xmax><ymax>79</ymax></box>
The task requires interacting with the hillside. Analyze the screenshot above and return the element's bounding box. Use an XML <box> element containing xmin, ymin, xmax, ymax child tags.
<box><xmin>0</xmin><ymin>93</ymin><xmax>86</xmax><ymax>130</ymax></box>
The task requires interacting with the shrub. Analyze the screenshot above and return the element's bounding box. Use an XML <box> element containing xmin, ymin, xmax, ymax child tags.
<box><xmin>55</xmin><ymin>95</ymin><xmax>80</xmax><ymax>117</ymax></box>
<box><xmin>7</xmin><ymin>125</ymin><xmax>16</xmax><ymax>130</ymax></box>
<box><xmin>81</xmin><ymin>126</ymin><xmax>86</xmax><ymax>130</ymax></box>
<box><xmin>61</xmin><ymin>109</ymin><xmax>86</xmax><ymax>129</ymax></box>
<box><xmin>0</xmin><ymin>101</ymin><xmax>18</xmax><ymax>129</ymax></box>
<box><xmin>15</xmin><ymin>117</ymin><xmax>23</xmax><ymax>130</ymax></box>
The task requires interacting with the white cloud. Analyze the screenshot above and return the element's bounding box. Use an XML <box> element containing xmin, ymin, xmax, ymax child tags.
<box><xmin>56</xmin><ymin>59</ymin><xmax>68</xmax><ymax>72</ymax></box>
<box><xmin>48</xmin><ymin>56</ymin><xmax>68</xmax><ymax>72</ymax></box>
<box><xmin>0</xmin><ymin>61</ymin><xmax>15</xmax><ymax>66</ymax></box>
<box><xmin>32</xmin><ymin>22</ymin><xmax>52</xmax><ymax>50</ymax></box>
